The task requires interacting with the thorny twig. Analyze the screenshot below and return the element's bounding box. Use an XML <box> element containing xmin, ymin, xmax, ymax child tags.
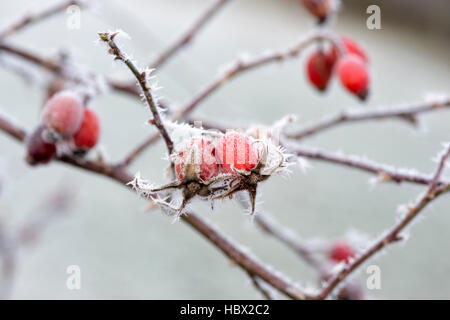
<box><xmin>98</xmin><ymin>32</ymin><xmax>174</xmax><ymax>155</ymax></box>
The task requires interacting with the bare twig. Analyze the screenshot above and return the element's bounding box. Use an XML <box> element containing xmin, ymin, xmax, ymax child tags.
<box><xmin>313</xmin><ymin>144</ymin><xmax>450</xmax><ymax>300</ymax></box>
<box><xmin>98</xmin><ymin>32</ymin><xmax>174</xmax><ymax>155</ymax></box>
<box><xmin>285</xmin><ymin>143</ymin><xmax>448</xmax><ymax>187</ymax></box>
<box><xmin>175</xmin><ymin>31</ymin><xmax>340</xmax><ymax>119</ymax></box>
<box><xmin>148</xmin><ymin>0</ymin><xmax>231</xmax><ymax>69</ymax></box>
<box><xmin>119</xmin><ymin>132</ymin><xmax>160</xmax><ymax>167</ymax></box>
<box><xmin>287</xmin><ymin>97</ymin><xmax>450</xmax><ymax>140</ymax></box>
<box><xmin>0</xmin><ymin>0</ymin><xmax>83</xmax><ymax>39</ymax></box>
<box><xmin>0</xmin><ymin>41</ymin><xmax>143</xmax><ymax>99</ymax></box>
<box><xmin>0</xmin><ymin>42</ymin><xmax>61</xmax><ymax>73</ymax></box>
<box><xmin>0</xmin><ymin>112</ymin><xmax>27</xmax><ymax>141</ymax></box>
<box><xmin>0</xmin><ymin>112</ymin><xmax>308</xmax><ymax>300</ymax></box>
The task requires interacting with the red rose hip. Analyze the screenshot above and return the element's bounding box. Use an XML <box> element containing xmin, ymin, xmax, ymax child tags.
<box><xmin>306</xmin><ymin>50</ymin><xmax>335</xmax><ymax>91</ymax></box>
<box><xmin>216</xmin><ymin>132</ymin><xmax>259</xmax><ymax>175</ymax></box>
<box><xmin>337</xmin><ymin>55</ymin><xmax>370</xmax><ymax>100</ymax></box>
<box><xmin>73</xmin><ymin>108</ymin><xmax>100</xmax><ymax>149</ymax></box>
<box><xmin>329</xmin><ymin>241</ymin><xmax>355</xmax><ymax>263</ymax></box>
<box><xmin>41</xmin><ymin>91</ymin><xmax>84</xmax><ymax>139</ymax></box>
<box><xmin>25</xmin><ymin>125</ymin><xmax>57</xmax><ymax>165</ymax></box>
<box><xmin>332</xmin><ymin>37</ymin><xmax>369</xmax><ymax>63</ymax></box>
<box><xmin>300</xmin><ymin>0</ymin><xmax>336</xmax><ymax>24</ymax></box>
<box><xmin>174</xmin><ymin>137</ymin><xmax>219</xmax><ymax>182</ymax></box>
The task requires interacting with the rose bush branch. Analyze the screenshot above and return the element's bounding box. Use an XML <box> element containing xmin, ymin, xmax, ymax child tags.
<box><xmin>0</xmin><ymin>41</ymin><xmax>143</xmax><ymax>98</ymax></box>
<box><xmin>98</xmin><ymin>32</ymin><xmax>174</xmax><ymax>155</ymax></box>
<box><xmin>286</xmin><ymin>96</ymin><xmax>450</xmax><ymax>140</ymax></box>
<box><xmin>0</xmin><ymin>112</ymin><xmax>307</xmax><ymax>300</ymax></box>
<box><xmin>285</xmin><ymin>142</ymin><xmax>448</xmax><ymax>186</ymax></box>
<box><xmin>313</xmin><ymin>143</ymin><xmax>450</xmax><ymax>300</ymax></box>
<box><xmin>0</xmin><ymin>0</ymin><xmax>83</xmax><ymax>40</ymax></box>
<box><xmin>175</xmin><ymin>30</ymin><xmax>342</xmax><ymax>119</ymax></box>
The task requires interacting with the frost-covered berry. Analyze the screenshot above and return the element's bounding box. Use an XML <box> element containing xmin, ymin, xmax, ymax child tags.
<box><xmin>329</xmin><ymin>241</ymin><xmax>355</xmax><ymax>263</ymax></box>
<box><xmin>25</xmin><ymin>125</ymin><xmax>57</xmax><ymax>165</ymax></box>
<box><xmin>332</xmin><ymin>37</ymin><xmax>369</xmax><ymax>63</ymax></box>
<box><xmin>73</xmin><ymin>108</ymin><xmax>100</xmax><ymax>149</ymax></box>
<box><xmin>41</xmin><ymin>91</ymin><xmax>84</xmax><ymax>139</ymax></box>
<box><xmin>216</xmin><ymin>132</ymin><xmax>260</xmax><ymax>175</ymax></box>
<box><xmin>337</xmin><ymin>55</ymin><xmax>370</xmax><ymax>101</ymax></box>
<box><xmin>174</xmin><ymin>137</ymin><xmax>219</xmax><ymax>182</ymax></box>
<box><xmin>300</xmin><ymin>0</ymin><xmax>337</xmax><ymax>24</ymax></box>
<box><xmin>306</xmin><ymin>50</ymin><xmax>335</xmax><ymax>91</ymax></box>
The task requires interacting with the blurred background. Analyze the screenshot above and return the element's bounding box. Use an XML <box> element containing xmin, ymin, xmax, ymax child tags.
<box><xmin>0</xmin><ymin>0</ymin><xmax>449</xmax><ymax>299</ymax></box>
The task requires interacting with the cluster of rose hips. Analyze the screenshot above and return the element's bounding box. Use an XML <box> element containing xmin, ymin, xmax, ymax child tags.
<box><xmin>143</xmin><ymin>131</ymin><xmax>287</xmax><ymax>215</ymax></box>
<box><xmin>306</xmin><ymin>37</ymin><xmax>370</xmax><ymax>101</ymax></box>
<box><xmin>26</xmin><ymin>91</ymin><xmax>100</xmax><ymax>165</ymax></box>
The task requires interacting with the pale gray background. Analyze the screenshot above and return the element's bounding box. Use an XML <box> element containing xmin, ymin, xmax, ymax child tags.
<box><xmin>0</xmin><ymin>0</ymin><xmax>449</xmax><ymax>299</ymax></box>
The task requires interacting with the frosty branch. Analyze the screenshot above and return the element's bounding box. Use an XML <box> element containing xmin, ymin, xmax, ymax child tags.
<box><xmin>314</xmin><ymin>144</ymin><xmax>450</xmax><ymax>299</ymax></box>
<box><xmin>287</xmin><ymin>97</ymin><xmax>450</xmax><ymax>140</ymax></box>
<box><xmin>98</xmin><ymin>32</ymin><xmax>174</xmax><ymax>155</ymax></box>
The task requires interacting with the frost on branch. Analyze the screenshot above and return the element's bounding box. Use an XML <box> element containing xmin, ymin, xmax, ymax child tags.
<box><xmin>130</xmin><ymin>122</ymin><xmax>292</xmax><ymax>217</ymax></box>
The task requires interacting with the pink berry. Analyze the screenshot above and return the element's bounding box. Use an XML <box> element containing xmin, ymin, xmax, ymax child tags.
<box><xmin>216</xmin><ymin>132</ymin><xmax>259</xmax><ymax>175</ymax></box>
<box><xmin>329</xmin><ymin>241</ymin><xmax>355</xmax><ymax>263</ymax></box>
<box><xmin>175</xmin><ymin>137</ymin><xmax>219</xmax><ymax>182</ymax></box>
<box><xmin>41</xmin><ymin>91</ymin><xmax>84</xmax><ymax>138</ymax></box>
<box><xmin>73</xmin><ymin>108</ymin><xmax>100</xmax><ymax>149</ymax></box>
<box><xmin>337</xmin><ymin>55</ymin><xmax>370</xmax><ymax>100</ymax></box>
<box><xmin>25</xmin><ymin>125</ymin><xmax>57</xmax><ymax>165</ymax></box>
<box><xmin>306</xmin><ymin>50</ymin><xmax>335</xmax><ymax>91</ymax></box>
<box><xmin>332</xmin><ymin>37</ymin><xmax>369</xmax><ymax>64</ymax></box>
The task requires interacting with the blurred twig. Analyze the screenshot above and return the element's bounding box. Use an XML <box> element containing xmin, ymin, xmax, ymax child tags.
<box><xmin>314</xmin><ymin>143</ymin><xmax>450</xmax><ymax>299</ymax></box>
<box><xmin>148</xmin><ymin>0</ymin><xmax>231</xmax><ymax>69</ymax></box>
<box><xmin>285</xmin><ymin>142</ymin><xmax>448</xmax><ymax>186</ymax></box>
<box><xmin>286</xmin><ymin>97</ymin><xmax>450</xmax><ymax>140</ymax></box>
<box><xmin>174</xmin><ymin>31</ymin><xmax>341</xmax><ymax>120</ymax></box>
<box><xmin>0</xmin><ymin>0</ymin><xmax>84</xmax><ymax>40</ymax></box>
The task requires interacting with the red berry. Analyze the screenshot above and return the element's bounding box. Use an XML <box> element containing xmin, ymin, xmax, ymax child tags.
<box><xmin>337</xmin><ymin>55</ymin><xmax>370</xmax><ymax>100</ymax></box>
<box><xmin>25</xmin><ymin>125</ymin><xmax>57</xmax><ymax>165</ymax></box>
<box><xmin>73</xmin><ymin>108</ymin><xmax>100</xmax><ymax>149</ymax></box>
<box><xmin>329</xmin><ymin>241</ymin><xmax>355</xmax><ymax>263</ymax></box>
<box><xmin>306</xmin><ymin>50</ymin><xmax>335</xmax><ymax>91</ymax></box>
<box><xmin>175</xmin><ymin>137</ymin><xmax>219</xmax><ymax>182</ymax></box>
<box><xmin>41</xmin><ymin>91</ymin><xmax>84</xmax><ymax>138</ymax></box>
<box><xmin>332</xmin><ymin>37</ymin><xmax>369</xmax><ymax>63</ymax></box>
<box><xmin>300</xmin><ymin>0</ymin><xmax>335</xmax><ymax>24</ymax></box>
<box><xmin>216</xmin><ymin>132</ymin><xmax>259</xmax><ymax>175</ymax></box>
